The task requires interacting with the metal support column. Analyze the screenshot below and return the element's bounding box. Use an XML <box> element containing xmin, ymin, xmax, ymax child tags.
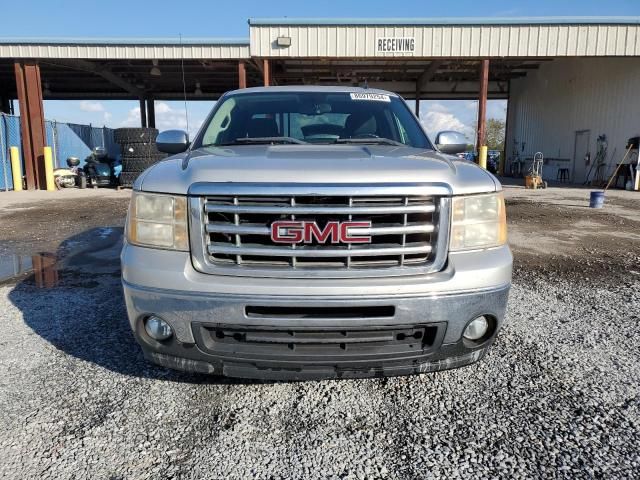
<box><xmin>501</xmin><ymin>82</ymin><xmax>511</xmax><ymax>176</ymax></box>
<box><xmin>476</xmin><ymin>59</ymin><xmax>490</xmax><ymax>152</ymax></box>
<box><xmin>14</xmin><ymin>61</ymin><xmax>47</xmax><ymax>190</ymax></box>
<box><xmin>415</xmin><ymin>84</ymin><xmax>421</xmax><ymax>117</ymax></box>
<box><xmin>147</xmin><ymin>98</ymin><xmax>155</xmax><ymax>129</ymax></box>
<box><xmin>139</xmin><ymin>98</ymin><xmax>147</xmax><ymax>128</ymax></box>
<box><xmin>263</xmin><ymin>59</ymin><xmax>270</xmax><ymax>87</ymax></box>
<box><xmin>238</xmin><ymin>61</ymin><xmax>247</xmax><ymax>89</ymax></box>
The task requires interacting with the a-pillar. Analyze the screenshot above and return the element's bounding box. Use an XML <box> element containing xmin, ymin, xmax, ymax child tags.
<box><xmin>476</xmin><ymin>59</ymin><xmax>490</xmax><ymax>153</ymax></box>
<box><xmin>147</xmin><ymin>98</ymin><xmax>155</xmax><ymax>129</ymax></box>
<box><xmin>14</xmin><ymin>61</ymin><xmax>47</xmax><ymax>190</ymax></box>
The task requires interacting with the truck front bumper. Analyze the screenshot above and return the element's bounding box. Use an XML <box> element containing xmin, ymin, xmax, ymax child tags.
<box><xmin>122</xmin><ymin>244</ymin><xmax>512</xmax><ymax>380</ymax></box>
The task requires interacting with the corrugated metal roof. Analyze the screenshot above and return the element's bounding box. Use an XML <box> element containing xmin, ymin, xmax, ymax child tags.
<box><xmin>0</xmin><ymin>37</ymin><xmax>249</xmax><ymax>45</ymax></box>
<box><xmin>249</xmin><ymin>16</ymin><xmax>640</xmax><ymax>26</ymax></box>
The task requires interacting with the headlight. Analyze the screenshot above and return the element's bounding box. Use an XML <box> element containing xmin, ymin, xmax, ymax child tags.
<box><xmin>127</xmin><ymin>191</ymin><xmax>188</xmax><ymax>251</ymax></box>
<box><xmin>450</xmin><ymin>192</ymin><xmax>507</xmax><ymax>251</ymax></box>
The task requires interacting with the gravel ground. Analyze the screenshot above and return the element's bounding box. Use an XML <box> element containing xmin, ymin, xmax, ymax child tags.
<box><xmin>0</xmin><ymin>187</ymin><xmax>639</xmax><ymax>479</ymax></box>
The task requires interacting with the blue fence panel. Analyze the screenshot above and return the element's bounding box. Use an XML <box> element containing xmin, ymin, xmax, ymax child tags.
<box><xmin>0</xmin><ymin>114</ymin><xmax>22</xmax><ymax>191</ymax></box>
<box><xmin>45</xmin><ymin>121</ymin><xmax>56</xmax><ymax>166</ymax></box>
<box><xmin>0</xmin><ymin>115</ymin><xmax>120</xmax><ymax>190</ymax></box>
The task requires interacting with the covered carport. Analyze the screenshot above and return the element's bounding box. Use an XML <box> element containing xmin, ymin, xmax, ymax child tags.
<box><xmin>1</xmin><ymin>17</ymin><xmax>639</xmax><ymax>189</ymax></box>
<box><xmin>250</xmin><ymin>17</ymin><xmax>640</xmax><ymax>185</ymax></box>
<box><xmin>0</xmin><ymin>37</ymin><xmax>257</xmax><ymax>189</ymax></box>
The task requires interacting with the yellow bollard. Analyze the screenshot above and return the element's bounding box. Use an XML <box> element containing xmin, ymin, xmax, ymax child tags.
<box><xmin>43</xmin><ymin>146</ymin><xmax>55</xmax><ymax>191</ymax></box>
<box><xmin>10</xmin><ymin>146</ymin><xmax>22</xmax><ymax>191</ymax></box>
<box><xmin>479</xmin><ymin>145</ymin><xmax>488</xmax><ymax>170</ymax></box>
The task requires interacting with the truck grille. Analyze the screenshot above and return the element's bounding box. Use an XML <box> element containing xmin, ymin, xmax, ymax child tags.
<box><xmin>190</xmin><ymin>184</ymin><xmax>450</xmax><ymax>277</ymax></box>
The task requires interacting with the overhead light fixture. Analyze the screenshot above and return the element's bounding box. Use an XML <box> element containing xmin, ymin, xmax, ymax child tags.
<box><xmin>194</xmin><ymin>82</ymin><xmax>203</xmax><ymax>96</ymax></box>
<box><xmin>276</xmin><ymin>36</ymin><xmax>291</xmax><ymax>47</ymax></box>
<box><xmin>43</xmin><ymin>82</ymin><xmax>51</xmax><ymax>96</ymax></box>
<box><xmin>150</xmin><ymin>59</ymin><xmax>161</xmax><ymax>77</ymax></box>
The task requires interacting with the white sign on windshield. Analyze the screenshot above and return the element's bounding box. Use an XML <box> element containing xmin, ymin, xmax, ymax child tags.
<box><xmin>376</xmin><ymin>37</ymin><xmax>415</xmax><ymax>53</ymax></box>
<box><xmin>350</xmin><ymin>93</ymin><xmax>391</xmax><ymax>102</ymax></box>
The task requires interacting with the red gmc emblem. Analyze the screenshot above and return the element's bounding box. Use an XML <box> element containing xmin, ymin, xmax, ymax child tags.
<box><xmin>271</xmin><ymin>220</ymin><xmax>372</xmax><ymax>244</ymax></box>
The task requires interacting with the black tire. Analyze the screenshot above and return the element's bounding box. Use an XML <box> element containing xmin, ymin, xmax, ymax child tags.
<box><xmin>119</xmin><ymin>172</ymin><xmax>141</xmax><ymax>188</ymax></box>
<box><xmin>78</xmin><ymin>175</ymin><xmax>87</xmax><ymax>189</ymax></box>
<box><xmin>121</xmin><ymin>156</ymin><xmax>165</xmax><ymax>172</ymax></box>
<box><xmin>114</xmin><ymin>128</ymin><xmax>159</xmax><ymax>144</ymax></box>
<box><xmin>121</xmin><ymin>151</ymin><xmax>167</xmax><ymax>161</ymax></box>
<box><xmin>119</xmin><ymin>142</ymin><xmax>162</xmax><ymax>157</ymax></box>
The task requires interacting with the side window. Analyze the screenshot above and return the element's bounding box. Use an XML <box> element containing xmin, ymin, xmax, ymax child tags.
<box><xmin>202</xmin><ymin>98</ymin><xmax>235</xmax><ymax>145</ymax></box>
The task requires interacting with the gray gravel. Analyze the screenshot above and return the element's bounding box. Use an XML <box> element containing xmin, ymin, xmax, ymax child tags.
<box><xmin>0</xmin><ymin>191</ymin><xmax>639</xmax><ymax>479</ymax></box>
<box><xmin>1</xmin><ymin>262</ymin><xmax>638</xmax><ymax>479</ymax></box>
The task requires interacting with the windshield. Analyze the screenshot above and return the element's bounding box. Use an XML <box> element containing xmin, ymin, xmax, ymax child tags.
<box><xmin>195</xmin><ymin>91</ymin><xmax>432</xmax><ymax>149</ymax></box>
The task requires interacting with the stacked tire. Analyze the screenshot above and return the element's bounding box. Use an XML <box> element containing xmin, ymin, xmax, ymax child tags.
<box><xmin>115</xmin><ymin>128</ymin><xmax>167</xmax><ymax>188</ymax></box>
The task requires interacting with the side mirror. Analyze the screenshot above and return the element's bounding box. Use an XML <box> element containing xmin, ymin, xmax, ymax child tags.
<box><xmin>156</xmin><ymin>130</ymin><xmax>190</xmax><ymax>154</ymax></box>
<box><xmin>435</xmin><ymin>131</ymin><xmax>468</xmax><ymax>155</ymax></box>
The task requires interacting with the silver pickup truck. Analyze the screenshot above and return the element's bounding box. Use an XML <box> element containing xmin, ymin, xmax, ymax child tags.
<box><xmin>121</xmin><ymin>86</ymin><xmax>512</xmax><ymax>380</ymax></box>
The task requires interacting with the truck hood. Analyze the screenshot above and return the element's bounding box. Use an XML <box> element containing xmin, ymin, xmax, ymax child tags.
<box><xmin>136</xmin><ymin>144</ymin><xmax>499</xmax><ymax>195</ymax></box>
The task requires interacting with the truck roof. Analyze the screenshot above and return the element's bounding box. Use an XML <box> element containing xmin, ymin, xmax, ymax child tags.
<box><xmin>226</xmin><ymin>85</ymin><xmax>400</xmax><ymax>96</ymax></box>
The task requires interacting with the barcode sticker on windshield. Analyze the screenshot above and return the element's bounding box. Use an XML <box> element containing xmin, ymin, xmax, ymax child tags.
<box><xmin>350</xmin><ymin>93</ymin><xmax>391</xmax><ymax>102</ymax></box>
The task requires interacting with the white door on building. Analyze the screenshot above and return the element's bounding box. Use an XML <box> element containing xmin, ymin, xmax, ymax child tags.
<box><xmin>573</xmin><ymin>130</ymin><xmax>590</xmax><ymax>183</ymax></box>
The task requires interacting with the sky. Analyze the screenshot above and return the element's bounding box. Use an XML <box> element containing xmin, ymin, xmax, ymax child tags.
<box><xmin>5</xmin><ymin>0</ymin><xmax>638</xmax><ymax>141</ymax></box>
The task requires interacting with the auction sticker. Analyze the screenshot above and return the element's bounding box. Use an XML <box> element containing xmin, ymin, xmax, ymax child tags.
<box><xmin>350</xmin><ymin>93</ymin><xmax>391</xmax><ymax>102</ymax></box>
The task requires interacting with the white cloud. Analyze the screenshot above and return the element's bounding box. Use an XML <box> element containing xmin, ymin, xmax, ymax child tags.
<box><xmin>79</xmin><ymin>100</ymin><xmax>104</xmax><ymax>112</ymax></box>
<box><xmin>121</xmin><ymin>106</ymin><xmax>141</xmax><ymax>127</ymax></box>
<box><xmin>419</xmin><ymin>108</ymin><xmax>474</xmax><ymax>142</ymax></box>
<box><xmin>103</xmin><ymin>111</ymin><xmax>112</xmax><ymax>122</ymax></box>
<box><xmin>121</xmin><ymin>101</ymin><xmax>204</xmax><ymax>137</ymax></box>
<box><xmin>464</xmin><ymin>101</ymin><xmax>477</xmax><ymax>111</ymax></box>
<box><xmin>427</xmin><ymin>102</ymin><xmax>450</xmax><ymax>113</ymax></box>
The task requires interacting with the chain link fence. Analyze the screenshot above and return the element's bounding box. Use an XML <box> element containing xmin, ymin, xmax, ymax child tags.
<box><xmin>0</xmin><ymin>113</ymin><xmax>118</xmax><ymax>191</ymax></box>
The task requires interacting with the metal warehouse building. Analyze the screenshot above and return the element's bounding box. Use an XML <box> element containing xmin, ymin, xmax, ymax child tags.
<box><xmin>0</xmin><ymin>16</ymin><xmax>639</xmax><ymax>189</ymax></box>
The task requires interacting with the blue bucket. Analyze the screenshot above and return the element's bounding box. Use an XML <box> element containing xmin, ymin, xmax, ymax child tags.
<box><xmin>589</xmin><ymin>191</ymin><xmax>605</xmax><ymax>208</ymax></box>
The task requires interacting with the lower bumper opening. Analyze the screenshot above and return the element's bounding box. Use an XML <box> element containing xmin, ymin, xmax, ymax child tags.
<box><xmin>245</xmin><ymin>304</ymin><xmax>395</xmax><ymax>319</ymax></box>
<box><xmin>192</xmin><ymin>322</ymin><xmax>446</xmax><ymax>366</ymax></box>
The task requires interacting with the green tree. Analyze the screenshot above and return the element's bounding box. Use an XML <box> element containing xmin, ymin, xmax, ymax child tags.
<box><xmin>485</xmin><ymin>118</ymin><xmax>505</xmax><ymax>152</ymax></box>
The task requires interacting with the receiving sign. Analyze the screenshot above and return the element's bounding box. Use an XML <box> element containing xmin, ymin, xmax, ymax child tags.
<box><xmin>376</xmin><ymin>37</ymin><xmax>415</xmax><ymax>53</ymax></box>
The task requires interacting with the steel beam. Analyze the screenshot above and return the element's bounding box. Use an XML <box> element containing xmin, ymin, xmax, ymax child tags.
<box><xmin>263</xmin><ymin>59</ymin><xmax>270</xmax><ymax>86</ymax></box>
<box><xmin>147</xmin><ymin>98</ymin><xmax>155</xmax><ymax>128</ymax></box>
<box><xmin>139</xmin><ymin>98</ymin><xmax>147</xmax><ymax>127</ymax></box>
<box><xmin>416</xmin><ymin>60</ymin><xmax>442</xmax><ymax>92</ymax></box>
<box><xmin>238</xmin><ymin>61</ymin><xmax>247</xmax><ymax>88</ymax></box>
<box><xmin>14</xmin><ymin>61</ymin><xmax>47</xmax><ymax>190</ymax></box>
<box><xmin>42</xmin><ymin>59</ymin><xmax>145</xmax><ymax>97</ymax></box>
<box><xmin>476</xmin><ymin>59</ymin><xmax>490</xmax><ymax>151</ymax></box>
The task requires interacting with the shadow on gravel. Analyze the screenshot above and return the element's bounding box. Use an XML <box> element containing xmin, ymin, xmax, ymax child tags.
<box><xmin>7</xmin><ymin>227</ymin><xmax>255</xmax><ymax>386</ymax></box>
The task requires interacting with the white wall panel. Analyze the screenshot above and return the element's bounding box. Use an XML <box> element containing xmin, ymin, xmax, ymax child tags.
<box><xmin>506</xmin><ymin>57</ymin><xmax>640</xmax><ymax>182</ymax></box>
<box><xmin>250</xmin><ymin>24</ymin><xmax>640</xmax><ymax>58</ymax></box>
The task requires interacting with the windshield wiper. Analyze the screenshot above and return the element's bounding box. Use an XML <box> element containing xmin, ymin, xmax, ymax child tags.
<box><xmin>203</xmin><ymin>137</ymin><xmax>307</xmax><ymax>147</ymax></box>
<box><xmin>335</xmin><ymin>137</ymin><xmax>405</xmax><ymax>147</ymax></box>
<box><xmin>230</xmin><ymin>137</ymin><xmax>308</xmax><ymax>145</ymax></box>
